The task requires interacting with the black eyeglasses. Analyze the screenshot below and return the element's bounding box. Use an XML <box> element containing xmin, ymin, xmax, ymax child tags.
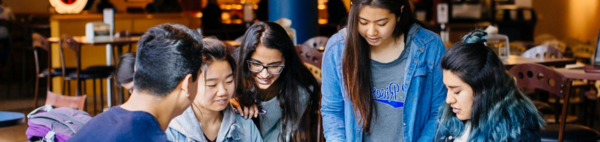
<box><xmin>247</xmin><ymin>60</ymin><xmax>285</xmax><ymax>75</ymax></box>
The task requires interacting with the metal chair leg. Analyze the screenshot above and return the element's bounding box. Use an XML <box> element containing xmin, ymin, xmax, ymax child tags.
<box><xmin>100</xmin><ymin>79</ymin><xmax>104</xmax><ymax>113</ymax></box>
<box><xmin>92</xmin><ymin>78</ymin><xmax>97</xmax><ymax>115</ymax></box>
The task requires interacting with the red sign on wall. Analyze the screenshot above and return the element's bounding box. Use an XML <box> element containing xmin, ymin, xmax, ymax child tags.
<box><xmin>61</xmin><ymin>0</ymin><xmax>76</xmax><ymax>4</ymax></box>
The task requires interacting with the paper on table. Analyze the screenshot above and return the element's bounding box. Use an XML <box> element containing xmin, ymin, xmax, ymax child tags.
<box><xmin>565</xmin><ymin>62</ymin><xmax>586</xmax><ymax>69</ymax></box>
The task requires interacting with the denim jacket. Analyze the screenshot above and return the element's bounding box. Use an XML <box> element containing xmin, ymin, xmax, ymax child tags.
<box><xmin>320</xmin><ymin>24</ymin><xmax>447</xmax><ymax>142</ymax></box>
<box><xmin>166</xmin><ymin>107</ymin><xmax>263</xmax><ymax>142</ymax></box>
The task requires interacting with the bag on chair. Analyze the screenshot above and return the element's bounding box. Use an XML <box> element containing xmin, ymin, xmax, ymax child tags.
<box><xmin>25</xmin><ymin>105</ymin><xmax>92</xmax><ymax>142</ymax></box>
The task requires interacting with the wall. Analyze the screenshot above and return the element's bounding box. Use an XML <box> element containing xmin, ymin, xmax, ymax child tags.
<box><xmin>4</xmin><ymin>0</ymin><xmax>50</xmax><ymax>13</ymax></box>
<box><xmin>533</xmin><ymin>0</ymin><xmax>600</xmax><ymax>44</ymax></box>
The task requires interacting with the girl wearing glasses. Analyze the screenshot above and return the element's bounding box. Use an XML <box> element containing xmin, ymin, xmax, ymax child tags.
<box><xmin>230</xmin><ymin>21</ymin><xmax>322</xmax><ymax>142</ymax></box>
<box><xmin>321</xmin><ymin>0</ymin><xmax>447</xmax><ymax>141</ymax></box>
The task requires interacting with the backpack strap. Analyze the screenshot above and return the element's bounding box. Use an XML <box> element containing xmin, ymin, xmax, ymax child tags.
<box><xmin>27</xmin><ymin>105</ymin><xmax>53</xmax><ymax>118</ymax></box>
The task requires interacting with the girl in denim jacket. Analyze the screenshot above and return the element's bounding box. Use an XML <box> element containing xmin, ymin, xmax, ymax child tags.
<box><xmin>166</xmin><ymin>38</ymin><xmax>262</xmax><ymax>142</ymax></box>
<box><xmin>321</xmin><ymin>0</ymin><xmax>447</xmax><ymax>141</ymax></box>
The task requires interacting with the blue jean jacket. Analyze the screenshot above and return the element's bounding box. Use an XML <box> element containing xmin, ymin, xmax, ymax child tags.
<box><xmin>320</xmin><ymin>24</ymin><xmax>447</xmax><ymax>142</ymax></box>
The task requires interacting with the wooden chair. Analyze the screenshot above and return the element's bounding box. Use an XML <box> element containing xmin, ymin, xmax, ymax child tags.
<box><xmin>542</xmin><ymin>40</ymin><xmax>567</xmax><ymax>53</ymax></box>
<box><xmin>59</xmin><ymin>35</ymin><xmax>114</xmax><ymax>115</ymax></box>
<box><xmin>570</xmin><ymin>44</ymin><xmax>595</xmax><ymax>59</ymax></box>
<box><xmin>303</xmin><ymin>36</ymin><xmax>328</xmax><ymax>51</ymax></box>
<box><xmin>304</xmin><ymin>63</ymin><xmax>322</xmax><ymax>82</ymax></box>
<box><xmin>534</xmin><ymin>33</ymin><xmax>557</xmax><ymax>45</ymax></box>
<box><xmin>32</xmin><ymin>33</ymin><xmax>76</xmax><ymax>108</ymax></box>
<box><xmin>296</xmin><ymin>44</ymin><xmax>323</xmax><ymax>68</ymax></box>
<box><xmin>509</xmin><ymin>63</ymin><xmax>599</xmax><ymax>142</ymax></box>
<box><xmin>522</xmin><ymin>45</ymin><xmax>564</xmax><ymax>59</ymax></box>
<box><xmin>45</xmin><ymin>91</ymin><xmax>86</xmax><ymax>111</ymax></box>
<box><xmin>296</xmin><ymin>45</ymin><xmax>323</xmax><ymax>81</ymax></box>
<box><xmin>509</xmin><ymin>42</ymin><xmax>527</xmax><ymax>55</ymax></box>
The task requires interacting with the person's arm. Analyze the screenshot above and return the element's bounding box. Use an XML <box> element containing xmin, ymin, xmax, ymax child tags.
<box><xmin>320</xmin><ymin>33</ymin><xmax>346</xmax><ymax>142</ymax></box>
<box><xmin>230</xmin><ymin>98</ymin><xmax>259</xmax><ymax>119</ymax></box>
<box><xmin>417</xmin><ymin>38</ymin><xmax>447</xmax><ymax>142</ymax></box>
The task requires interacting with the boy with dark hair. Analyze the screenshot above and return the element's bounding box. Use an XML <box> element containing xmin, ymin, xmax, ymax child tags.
<box><xmin>69</xmin><ymin>23</ymin><xmax>204</xmax><ymax>141</ymax></box>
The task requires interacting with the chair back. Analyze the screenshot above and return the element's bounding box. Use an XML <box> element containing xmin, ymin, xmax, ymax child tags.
<box><xmin>32</xmin><ymin>33</ymin><xmax>50</xmax><ymax>75</ymax></box>
<box><xmin>32</xmin><ymin>33</ymin><xmax>49</xmax><ymax>52</ymax></box>
<box><xmin>534</xmin><ymin>33</ymin><xmax>557</xmax><ymax>45</ymax></box>
<box><xmin>522</xmin><ymin>45</ymin><xmax>563</xmax><ymax>59</ymax></box>
<box><xmin>58</xmin><ymin>35</ymin><xmax>80</xmax><ymax>77</ymax></box>
<box><xmin>570</xmin><ymin>44</ymin><xmax>595</xmax><ymax>58</ymax></box>
<box><xmin>45</xmin><ymin>91</ymin><xmax>87</xmax><ymax>111</ymax></box>
<box><xmin>304</xmin><ymin>63</ymin><xmax>321</xmax><ymax>82</ymax></box>
<box><xmin>303</xmin><ymin>36</ymin><xmax>328</xmax><ymax>51</ymax></box>
<box><xmin>542</xmin><ymin>40</ymin><xmax>567</xmax><ymax>53</ymax></box>
<box><xmin>296</xmin><ymin>44</ymin><xmax>323</xmax><ymax>68</ymax></box>
<box><xmin>509</xmin><ymin>42</ymin><xmax>527</xmax><ymax>55</ymax></box>
<box><xmin>508</xmin><ymin>63</ymin><xmax>572</xmax><ymax>142</ymax></box>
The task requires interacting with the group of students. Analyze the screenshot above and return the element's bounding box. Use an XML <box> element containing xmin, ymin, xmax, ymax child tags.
<box><xmin>69</xmin><ymin>21</ymin><xmax>320</xmax><ymax>142</ymax></box>
<box><xmin>67</xmin><ymin>0</ymin><xmax>545</xmax><ymax>141</ymax></box>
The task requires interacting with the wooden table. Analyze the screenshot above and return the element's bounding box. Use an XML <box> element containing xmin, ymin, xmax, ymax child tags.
<box><xmin>503</xmin><ymin>55</ymin><xmax>576</xmax><ymax>69</ymax></box>
<box><xmin>554</xmin><ymin>68</ymin><xmax>600</xmax><ymax>80</ymax></box>
<box><xmin>48</xmin><ymin>36</ymin><xmax>140</xmax><ymax>107</ymax></box>
<box><xmin>48</xmin><ymin>36</ymin><xmax>140</xmax><ymax>45</ymax></box>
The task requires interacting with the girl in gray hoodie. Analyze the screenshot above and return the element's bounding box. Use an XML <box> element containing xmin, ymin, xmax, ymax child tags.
<box><xmin>166</xmin><ymin>38</ymin><xmax>262</xmax><ymax>142</ymax></box>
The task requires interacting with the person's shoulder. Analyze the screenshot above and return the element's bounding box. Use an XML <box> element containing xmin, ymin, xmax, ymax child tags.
<box><xmin>325</xmin><ymin>29</ymin><xmax>347</xmax><ymax>53</ymax></box>
<box><xmin>323</xmin><ymin>28</ymin><xmax>347</xmax><ymax>62</ymax></box>
<box><xmin>234</xmin><ymin>113</ymin><xmax>257</xmax><ymax>128</ymax></box>
<box><xmin>410</xmin><ymin>24</ymin><xmax>443</xmax><ymax>48</ymax></box>
<box><xmin>70</xmin><ymin>107</ymin><xmax>165</xmax><ymax>141</ymax></box>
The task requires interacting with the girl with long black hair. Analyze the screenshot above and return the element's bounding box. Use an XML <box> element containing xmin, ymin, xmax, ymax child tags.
<box><xmin>231</xmin><ymin>21</ymin><xmax>321</xmax><ymax>142</ymax></box>
<box><xmin>321</xmin><ymin>0</ymin><xmax>447</xmax><ymax>141</ymax></box>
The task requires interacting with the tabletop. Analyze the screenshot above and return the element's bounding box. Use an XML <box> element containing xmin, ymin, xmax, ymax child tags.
<box><xmin>48</xmin><ymin>36</ymin><xmax>141</xmax><ymax>45</ymax></box>
<box><xmin>0</xmin><ymin>111</ymin><xmax>24</xmax><ymax>128</ymax></box>
<box><xmin>503</xmin><ymin>55</ymin><xmax>576</xmax><ymax>69</ymax></box>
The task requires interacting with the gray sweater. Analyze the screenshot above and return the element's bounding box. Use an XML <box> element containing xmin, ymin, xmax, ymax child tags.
<box><xmin>258</xmin><ymin>86</ymin><xmax>310</xmax><ymax>142</ymax></box>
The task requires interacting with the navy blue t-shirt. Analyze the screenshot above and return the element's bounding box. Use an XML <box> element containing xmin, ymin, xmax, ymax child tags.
<box><xmin>68</xmin><ymin>106</ymin><xmax>167</xmax><ymax>142</ymax></box>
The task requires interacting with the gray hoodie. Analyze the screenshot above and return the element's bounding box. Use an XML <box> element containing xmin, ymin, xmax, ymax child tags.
<box><xmin>166</xmin><ymin>107</ymin><xmax>263</xmax><ymax>142</ymax></box>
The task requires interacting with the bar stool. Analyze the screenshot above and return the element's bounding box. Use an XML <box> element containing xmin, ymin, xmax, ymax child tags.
<box><xmin>32</xmin><ymin>33</ymin><xmax>76</xmax><ymax>108</ymax></box>
<box><xmin>59</xmin><ymin>35</ymin><xmax>114</xmax><ymax>115</ymax></box>
<box><xmin>112</xmin><ymin>30</ymin><xmax>133</xmax><ymax>105</ymax></box>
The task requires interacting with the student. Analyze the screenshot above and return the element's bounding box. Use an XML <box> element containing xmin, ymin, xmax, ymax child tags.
<box><xmin>230</xmin><ymin>21</ymin><xmax>321</xmax><ymax>142</ymax></box>
<box><xmin>166</xmin><ymin>38</ymin><xmax>262</xmax><ymax>142</ymax></box>
<box><xmin>68</xmin><ymin>23</ymin><xmax>204</xmax><ymax>141</ymax></box>
<box><xmin>320</xmin><ymin>0</ymin><xmax>447</xmax><ymax>141</ymax></box>
<box><xmin>434</xmin><ymin>30</ymin><xmax>544</xmax><ymax>142</ymax></box>
<box><xmin>116</xmin><ymin>53</ymin><xmax>136</xmax><ymax>91</ymax></box>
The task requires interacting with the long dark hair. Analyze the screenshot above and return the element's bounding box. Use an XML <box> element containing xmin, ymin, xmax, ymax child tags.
<box><xmin>436</xmin><ymin>30</ymin><xmax>544</xmax><ymax>141</ymax></box>
<box><xmin>201</xmin><ymin>37</ymin><xmax>235</xmax><ymax>76</ymax></box>
<box><xmin>342</xmin><ymin>0</ymin><xmax>415</xmax><ymax>133</ymax></box>
<box><xmin>235</xmin><ymin>21</ymin><xmax>321</xmax><ymax>141</ymax></box>
<box><xmin>116</xmin><ymin>53</ymin><xmax>136</xmax><ymax>86</ymax></box>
